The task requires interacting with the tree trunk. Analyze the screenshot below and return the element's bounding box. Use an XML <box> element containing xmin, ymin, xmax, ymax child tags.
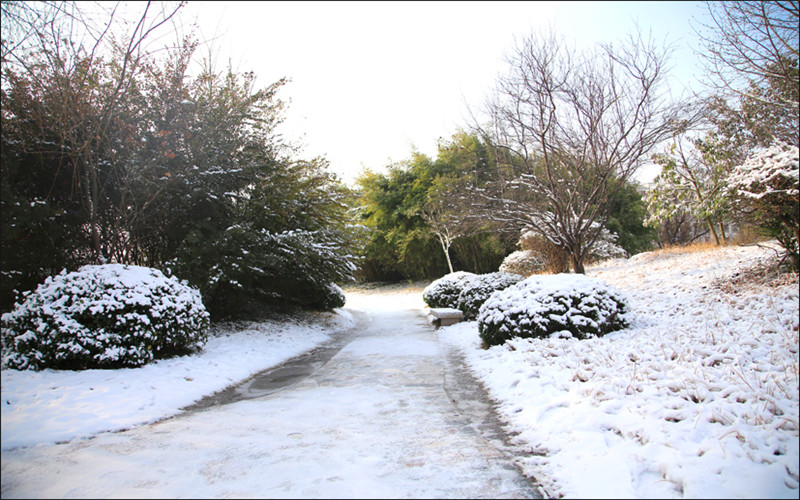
<box><xmin>569</xmin><ymin>248</ymin><xmax>586</xmax><ymax>274</ymax></box>
<box><xmin>571</xmin><ymin>255</ymin><xmax>586</xmax><ymax>274</ymax></box>
<box><xmin>83</xmin><ymin>162</ymin><xmax>104</xmax><ymax>264</ymax></box>
<box><xmin>437</xmin><ymin>235</ymin><xmax>454</xmax><ymax>274</ymax></box>
<box><xmin>717</xmin><ymin>220</ymin><xmax>728</xmax><ymax>245</ymax></box>
<box><xmin>705</xmin><ymin>217</ymin><xmax>721</xmax><ymax>246</ymax></box>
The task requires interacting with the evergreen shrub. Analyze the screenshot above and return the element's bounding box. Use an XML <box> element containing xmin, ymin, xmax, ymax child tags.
<box><xmin>172</xmin><ymin>226</ymin><xmax>355</xmax><ymax>319</ymax></box>
<box><xmin>422</xmin><ymin>271</ymin><xmax>477</xmax><ymax>308</ymax></box>
<box><xmin>477</xmin><ymin>273</ymin><xmax>628</xmax><ymax>346</ymax></box>
<box><xmin>294</xmin><ymin>282</ymin><xmax>346</xmax><ymax>310</ymax></box>
<box><xmin>456</xmin><ymin>272</ymin><xmax>524</xmax><ymax>320</ymax></box>
<box><xmin>1</xmin><ymin>264</ymin><xmax>209</xmax><ymax>370</ymax></box>
<box><xmin>726</xmin><ymin>142</ymin><xmax>799</xmax><ymax>271</ymax></box>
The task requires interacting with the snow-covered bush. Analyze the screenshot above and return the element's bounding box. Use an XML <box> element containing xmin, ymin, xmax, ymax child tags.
<box><xmin>726</xmin><ymin>141</ymin><xmax>799</xmax><ymax>270</ymax></box>
<box><xmin>513</xmin><ymin>226</ymin><xmax>626</xmax><ymax>274</ymax></box>
<box><xmin>1</xmin><ymin>264</ymin><xmax>210</xmax><ymax>371</ymax></box>
<box><xmin>499</xmin><ymin>250</ymin><xmax>545</xmax><ymax>276</ymax></box>
<box><xmin>477</xmin><ymin>273</ymin><xmax>628</xmax><ymax>346</ymax></box>
<box><xmin>422</xmin><ymin>271</ymin><xmax>477</xmax><ymax>308</ymax></box>
<box><xmin>586</xmin><ymin>226</ymin><xmax>628</xmax><ymax>262</ymax></box>
<box><xmin>456</xmin><ymin>272</ymin><xmax>524</xmax><ymax>320</ymax></box>
<box><xmin>727</xmin><ymin>144</ymin><xmax>798</xmax><ymax>199</ymax></box>
<box><xmin>310</xmin><ymin>282</ymin><xmax>346</xmax><ymax>309</ymax></box>
<box><xmin>171</xmin><ymin>225</ymin><xmax>357</xmax><ymax>318</ymax></box>
<box><xmin>518</xmin><ymin>230</ymin><xmax>570</xmax><ymax>273</ymax></box>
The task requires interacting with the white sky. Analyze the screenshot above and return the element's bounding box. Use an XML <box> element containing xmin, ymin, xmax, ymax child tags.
<box><xmin>178</xmin><ymin>1</ymin><xmax>711</xmax><ymax>185</ymax></box>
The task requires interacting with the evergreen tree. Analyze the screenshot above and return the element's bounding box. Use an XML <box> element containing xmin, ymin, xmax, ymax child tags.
<box><xmin>1</xmin><ymin>5</ymin><xmax>359</xmax><ymax>318</ymax></box>
<box><xmin>353</xmin><ymin>133</ymin><xmax>513</xmax><ymax>282</ymax></box>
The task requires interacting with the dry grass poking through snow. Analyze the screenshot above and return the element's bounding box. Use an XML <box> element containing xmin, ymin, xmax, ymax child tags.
<box><xmin>588</xmin><ymin>242</ymin><xmax>798</xmax><ymax>432</ymax></box>
<box><xmin>442</xmin><ymin>242</ymin><xmax>799</xmax><ymax>498</ymax></box>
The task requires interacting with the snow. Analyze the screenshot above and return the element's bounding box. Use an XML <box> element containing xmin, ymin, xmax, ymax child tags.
<box><xmin>480</xmin><ymin>272</ymin><xmax>626</xmax><ymax>314</ymax></box>
<box><xmin>500</xmin><ymin>249</ymin><xmax>547</xmax><ymax>275</ymax></box>
<box><xmin>1</xmin><ymin>310</ymin><xmax>354</xmax><ymax>450</ymax></box>
<box><xmin>456</xmin><ymin>271</ymin><xmax>524</xmax><ymax>319</ymax></box>
<box><xmin>2</xmin><ymin>264</ymin><xmax>209</xmax><ymax>370</ymax></box>
<box><xmin>440</xmin><ymin>243</ymin><xmax>799</xmax><ymax>498</ymax></box>
<box><xmin>422</xmin><ymin>270</ymin><xmax>478</xmax><ymax>308</ymax></box>
<box><xmin>727</xmin><ymin>141</ymin><xmax>799</xmax><ymax>200</ymax></box>
<box><xmin>476</xmin><ymin>273</ymin><xmax>628</xmax><ymax>342</ymax></box>
<box><xmin>2</xmin><ymin>284</ymin><xmax>541</xmax><ymax>499</ymax></box>
<box><xmin>1</xmin><ymin>244</ymin><xmax>798</xmax><ymax>498</ymax></box>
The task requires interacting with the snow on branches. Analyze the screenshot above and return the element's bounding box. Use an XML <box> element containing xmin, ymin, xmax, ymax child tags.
<box><xmin>727</xmin><ymin>141</ymin><xmax>800</xmax><ymax>270</ymax></box>
<box><xmin>727</xmin><ymin>142</ymin><xmax>799</xmax><ymax>201</ymax></box>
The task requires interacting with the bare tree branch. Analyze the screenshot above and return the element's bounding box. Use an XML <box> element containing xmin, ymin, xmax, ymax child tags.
<box><xmin>694</xmin><ymin>1</ymin><xmax>799</xmax><ymax>110</ymax></box>
<box><xmin>472</xmin><ymin>28</ymin><xmax>695</xmax><ymax>273</ymax></box>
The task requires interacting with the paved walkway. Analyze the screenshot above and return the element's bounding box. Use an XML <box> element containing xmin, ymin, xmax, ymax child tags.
<box><xmin>1</xmin><ymin>305</ymin><xmax>542</xmax><ymax>498</ymax></box>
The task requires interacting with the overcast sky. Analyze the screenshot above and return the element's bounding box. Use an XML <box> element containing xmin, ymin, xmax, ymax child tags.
<box><xmin>179</xmin><ymin>1</ymin><xmax>711</xmax><ymax>185</ymax></box>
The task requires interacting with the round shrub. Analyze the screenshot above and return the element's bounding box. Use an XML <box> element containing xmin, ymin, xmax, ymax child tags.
<box><xmin>422</xmin><ymin>271</ymin><xmax>477</xmax><ymax>308</ymax></box>
<box><xmin>477</xmin><ymin>273</ymin><xmax>628</xmax><ymax>347</ymax></box>
<box><xmin>456</xmin><ymin>272</ymin><xmax>524</xmax><ymax>320</ymax></box>
<box><xmin>518</xmin><ymin>230</ymin><xmax>571</xmax><ymax>273</ymax></box>
<box><xmin>499</xmin><ymin>250</ymin><xmax>545</xmax><ymax>276</ymax></box>
<box><xmin>1</xmin><ymin>264</ymin><xmax>210</xmax><ymax>371</ymax></box>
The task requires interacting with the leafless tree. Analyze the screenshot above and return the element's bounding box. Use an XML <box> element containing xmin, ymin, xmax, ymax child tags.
<box><xmin>1</xmin><ymin>1</ymin><xmax>63</xmax><ymax>67</ymax></box>
<box><xmin>694</xmin><ymin>0</ymin><xmax>799</xmax><ymax>112</ymax></box>
<box><xmin>475</xmin><ymin>28</ymin><xmax>693</xmax><ymax>273</ymax></box>
<box><xmin>418</xmin><ymin>178</ymin><xmax>474</xmax><ymax>274</ymax></box>
<box><xmin>419</xmin><ymin>202</ymin><xmax>459</xmax><ymax>274</ymax></box>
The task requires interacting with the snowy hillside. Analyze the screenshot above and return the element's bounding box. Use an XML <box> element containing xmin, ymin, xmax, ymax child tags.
<box><xmin>439</xmin><ymin>243</ymin><xmax>799</xmax><ymax>499</ymax></box>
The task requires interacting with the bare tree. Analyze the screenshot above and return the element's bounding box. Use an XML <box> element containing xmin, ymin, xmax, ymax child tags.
<box><xmin>695</xmin><ymin>0</ymin><xmax>799</xmax><ymax>113</ymax></box>
<box><xmin>1</xmin><ymin>1</ymin><xmax>63</xmax><ymax>66</ymax></box>
<box><xmin>418</xmin><ymin>177</ymin><xmax>475</xmax><ymax>274</ymax></box>
<box><xmin>475</xmin><ymin>28</ymin><xmax>692</xmax><ymax>273</ymax></box>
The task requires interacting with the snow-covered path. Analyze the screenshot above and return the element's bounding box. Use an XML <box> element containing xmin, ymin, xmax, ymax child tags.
<box><xmin>1</xmin><ymin>299</ymin><xmax>541</xmax><ymax>498</ymax></box>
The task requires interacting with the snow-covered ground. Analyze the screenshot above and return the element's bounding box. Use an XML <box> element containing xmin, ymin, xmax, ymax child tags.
<box><xmin>1</xmin><ymin>243</ymin><xmax>798</xmax><ymax>499</ymax></box>
<box><xmin>440</xmin><ymin>243</ymin><xmax>799</xmax><ymax>499</ymax></box>
<box><xmin>3</xmin><ymin>285</ymin><xmax>540</xmax><ymax>499</ymax></box>
<box><xmin>1</xmin><ymin>309</ymin><xmax>355</xmax><ymax>450</ymax></box>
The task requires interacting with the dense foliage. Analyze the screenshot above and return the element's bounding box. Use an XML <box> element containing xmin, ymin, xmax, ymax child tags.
<box><xmin>421</xmin><ymin>271</ymin><xmax>478</xmax><ymax>309</ymax></box>
<box><xmin>726</xmin><ymin>142</ymin><xmax>799</xmax><ymax>270</ymax></box>
<box><xmin>498</xmin><ymin>250</ymin><xmax>545</xmax><ymax>276</ymax></box>
<box><xmin>353</xmin><ymin>131</ymin><xmax>651</xmax><ymax>280</ymax></box>
<box><xmin>477</xmin><ymin>274</ymin><xmax>629</xmax><ymax>347</ymax></box>
<box><xmin>1</xmin><ymin>265</ymin><xmax>209</xmax><ymax>370</ymax></box>
<box><xmin>455</xmin><ymin>272</ymin><xmax>524</xmax><ymax>320</ymax></box>
<box><xmin>644</xmin><ymin>134</ymin><xmax>739</xmax><ymax>246</ymax></box>
<box><xmin>353</xmin><ymin>133</ymin><xmax>515</xmax><ymax>281</ymax></box>
<box><xmin>645</xmin><ymin>1</ymin><xmax>798</xmax><ymax>251</ymax></box>
<box><xmin>0</xmin><ymin>9</ymin><xmax>358</xmax><ymax>319</ymax></box>
<box><xmin>421</xmin><ymin>270</ymin><xmax>523</xmax><ymax>321</ymax></box>
<box><xmin>605</xmin><ymin>182</ymin><xmax>658</xmax><ymax>256</ymax></box>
